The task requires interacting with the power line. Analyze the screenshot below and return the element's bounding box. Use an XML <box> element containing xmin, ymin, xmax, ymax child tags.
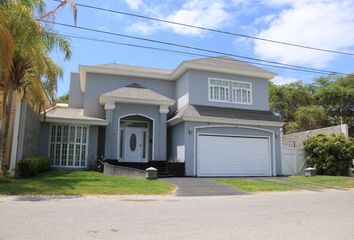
<box><xmin>40</xmin><ymin>20</ymin><xmax>346</xmax><ymax>76</ymax></box>
<box><xmin>58</xmin><ymin>32</ymin><xmax>334</xmax><ymax>75</ymax></box>
<box><xmin>52</xmin><ymin>0</ymin><xmax>354</xmax><ymax>57</ymax></box>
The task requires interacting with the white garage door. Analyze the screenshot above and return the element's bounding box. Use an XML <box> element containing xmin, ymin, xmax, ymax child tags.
<box><xmin>197</xmin><ymin>134</ymin><xmax>271</xmax><ymax>176</ymax></box>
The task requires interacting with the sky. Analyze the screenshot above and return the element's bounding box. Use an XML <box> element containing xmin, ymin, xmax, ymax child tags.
<box><xmin>45</xmin><ymin>0</ymin><xmax>354</xmax><ymax>96</ymax></box>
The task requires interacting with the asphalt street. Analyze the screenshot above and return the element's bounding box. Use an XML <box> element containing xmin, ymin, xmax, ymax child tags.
<box><xmin>1</xmin><ymin>190</ymin><xmax>354</xmax><ymax>240</ymax></box>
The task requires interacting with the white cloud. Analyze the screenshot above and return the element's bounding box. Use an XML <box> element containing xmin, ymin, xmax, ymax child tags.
<box><xmin>122</xmin><ymin>0</ymin><xmax>143</xmax><ymax>10</ymax></box>
<box><xmin>271</xmin><ymin>76</ymin><xmax>298</xmax><ymax>85</ymax></box>
<box><xmin>126</xmin><ymin>0</ymin><xmax>231</xmax><ymax>37</ymax></box>
<box><xmin>254</xmin><ymin>0</ymin><xmax>354</xmax><ymax>68</ymax></box>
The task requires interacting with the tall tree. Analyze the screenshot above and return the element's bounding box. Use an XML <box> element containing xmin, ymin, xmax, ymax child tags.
<box><xmin>269</xmin><ymin>81</ymin><xmax>313</xmax><ymax>123</ymax></box>
<box><xmin>286</xmin><ymin>105</ymin><xmax>326</xmax><ymax>133</ymax></box>
<box><xmin>314</xmin><ymin>74</ymin><xmax>354</xmax><ymax>128</ymax></box>
<box><xmin>0</xmin><ymin>0</ymin><xmax>76</xmax><ymax>169</ymax></box>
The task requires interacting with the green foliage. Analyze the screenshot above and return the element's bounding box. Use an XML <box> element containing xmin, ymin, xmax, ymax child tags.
<box><xmin>269</xmin><ymin>81</ymin><xmax>313</xmax><ymax>123</ymax></box>
<box><xmin>57</xmin><ymin>93</ymin><xmax>69</xmax><ymax>103</ymax></box>
<box><xmin>304</xmin><ymin>134</ymin><xmax>354</xmax><ymax>176</ymax></box>
<box><xmin>269</xmin><ymin>74</ymin><xmax>354</xmax><ymax>134</ymax></box>
<box><xmin>0</xmin><ymin>171</ymin><xmax>9</xmax><ymax>182</ymax></box>
<box><xmin>17</xmin><ymin>156</ymin><xmax>50</xmax><ymax>177</ymax></box>
<box><xmin>294</xmin><ymin>105</ymin><xmax>326</xmax><ymax>130</ymax></box>
<box><xmin>313</xmin><ymin>74</ymin><xmax>354</xmax><ymax>127</ymax></box>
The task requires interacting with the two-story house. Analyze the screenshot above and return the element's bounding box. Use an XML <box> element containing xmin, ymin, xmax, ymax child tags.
<box><xmin>39</xmin><ymin>56</ymin><xmax>284</xmax><ymax>176</ymax></box>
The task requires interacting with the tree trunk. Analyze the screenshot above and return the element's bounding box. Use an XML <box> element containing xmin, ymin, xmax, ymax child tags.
<box><xmin>0</xmin><ymin>85</ymin><xmax>14</xmax><ymax>170</ymax></box>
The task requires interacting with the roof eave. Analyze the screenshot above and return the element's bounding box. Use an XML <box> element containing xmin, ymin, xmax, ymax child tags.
<box><xmin>99</xmin><ymin>95</ymin><xmax>175</xmax><ymax>107</ymax></box>
<box><xmin>167</xmin><ymin>115</ymin><xmax>284</xmax><ymax>128</ymax></box>
<box><xmin>43</xmin><ymin>116</ymin><xmax>108</xmax><ymax>126</ymax></box>
<box><xmin>172</xmin><ymin>62</ymin><xmax>277</xmax><ymax>80</ymax></box>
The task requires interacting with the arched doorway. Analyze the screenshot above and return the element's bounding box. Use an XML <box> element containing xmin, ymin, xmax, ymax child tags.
<box><xmin>118</xmin><ymin>115</ymin><xmax>153</xmax><ymax>162</ymax></box>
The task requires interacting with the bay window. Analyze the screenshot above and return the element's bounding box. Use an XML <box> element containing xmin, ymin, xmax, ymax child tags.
<box><xmin>49</xmin><ymin>124</ymin><xmax>89</xmax><ymax>168</ymax></box>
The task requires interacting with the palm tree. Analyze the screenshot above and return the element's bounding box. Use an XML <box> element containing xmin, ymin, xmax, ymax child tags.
<box><xmin>0</xmin><ymin>0</ymin><xmax>77</xmax><ymax>169</ymax></box>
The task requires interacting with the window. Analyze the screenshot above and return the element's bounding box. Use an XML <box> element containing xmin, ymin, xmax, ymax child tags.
<box><xmin>231</xmin><ymin>81</ymin><xmax>251</xmax><ymax>104</ymax></box>
<box><xmin>209</xmin><ymin>79</ymin><xmax>229</xmax><ymax>102</ymax></box>
<box><xmin>49</xmin><ymin>125</ymin><xmax>89</xmax><ymax>168</ymax></box>
<box><xmin>209</xmin><ymin>78</ymin><xmax>252</xmax><ymax>104</ymax></box>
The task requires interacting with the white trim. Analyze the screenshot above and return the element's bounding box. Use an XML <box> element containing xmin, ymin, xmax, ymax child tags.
<box><xmin>45</xmin><ymin>117</ymin><xmax>108</xmax><ymax>126</ymax></box>
<box><xmin>168</xmin><ymin>115</ymin><xmax>284</xmax><ymax>128</ymax></box>
<box><xmin>159</xmin><ymin>106</ymin><xmax>169</xmax><ymax>114</ymax></box>
<box><xmin>196</xmin><ymin>133</ymin><xmax>272</xmax><ymax>177</ymax></box>
<box><xmin>208</xmin><ymin>78</ymin><xmax>253</xmax><ymax>105</ymax></box>
<box><xmin>99</xmin><ymin>95</ymin><xmax>174</xmax><ymax>107</ymax></box>
<box><xmin>104</xmin><ymin>102</ymin><xmax>115</xmax><ymax>110</ymax></box>
<box><xmin>117</xmin><ymin>114</ymin><xmax>155</xmax><ymax>161</ymax></box>
<box><xmin>193</xmin><ymin>125</ymin><xmax>277</xmax><ymax>177</ymax></box>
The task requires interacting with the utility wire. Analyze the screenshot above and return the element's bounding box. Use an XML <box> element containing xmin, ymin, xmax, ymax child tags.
<box><xmin>52</xmin><ymin>0</ymin><xmax>354</xmax><ymax>57</ymax></box>
<box><xmin>40</xmin><ymin>20</ymin><xmax>346</xmax><ymax>76</ymax></box>
<box><xmin>58</xmin><ymin>32</ymin><xmax>344</xmax><ymax>76</ymax></box>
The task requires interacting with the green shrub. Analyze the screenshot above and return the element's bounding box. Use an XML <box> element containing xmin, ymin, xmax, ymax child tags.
<box><xmin>17</xmin><ymin>156</ymin><xmax>50</xmax><ymax>177</ymax></box>
<box><xmin>0</xmin><ymin>171</ymin><xmax>9</xmax><ymax>182</ymax></box>
<box><xmin>304</xmin><ymin>134</ymin><xmax>354</xmax><ymax>176</ymax></box>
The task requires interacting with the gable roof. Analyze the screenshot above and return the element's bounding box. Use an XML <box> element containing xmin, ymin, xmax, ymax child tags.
<box><xmin>43</xmin><ymin>104</ymin><xmax>108</xmax><ymax>126</ymax></box>
<box><xmin>99</xmin><ymin>83</ymin><xmax>175</xmax><ymax>106</ymax></box>
<box><xmin>78</xmin><ymin>56</ymin><xmax>276</xmax><ymax>92</ymax></box>
<box><xmin>168</xmin><ymin>104</ymin><xmax>284</xmax><ymax>127</ymax></box>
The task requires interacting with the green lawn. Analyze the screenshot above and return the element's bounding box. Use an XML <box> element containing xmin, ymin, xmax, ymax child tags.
<box><xmin>266</xmin><ymin>178</ymin><xmax>323</xmax><ymax>190</ymax></box>
<box><xmin>215</xmin><ymin>179</ymin><xmax>296</xmax><ymax>192</ymax></box>
<box><xmin>289</xmin><ymin>176</ymin><xmax>354</xmax><ymax>188</ymax></box>
<box><xmin>0</xmin><ymin>171</ymin><xmax>175</xmax><ymax>195</ymax></box>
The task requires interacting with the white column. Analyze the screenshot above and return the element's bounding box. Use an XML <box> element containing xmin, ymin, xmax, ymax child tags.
<box><xmin>159</xmin><ymin>106</ymin><xmax>169</xmax><ymax>160</ymax></box>
<box><xmin>104</xmin><ymin>102</ymin><xmax>115</xmax><ymax>159</ymax></box>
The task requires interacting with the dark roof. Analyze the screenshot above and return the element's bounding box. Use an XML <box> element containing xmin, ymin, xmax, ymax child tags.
<box><xmin>169</xmin><ymin>104</ymin><xmax>282</xmax><ymax>122</ymax></box>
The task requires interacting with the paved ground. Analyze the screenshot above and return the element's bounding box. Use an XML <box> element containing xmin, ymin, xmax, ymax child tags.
<box><xmin>161</xmin><ymin>177</ymin><xmax>245</xmax><ymax>196</ymax></box>
<box><xmin>1</xmin><ymin>190</ymin><xmax>354</xmax><ymax>240</ymax></box>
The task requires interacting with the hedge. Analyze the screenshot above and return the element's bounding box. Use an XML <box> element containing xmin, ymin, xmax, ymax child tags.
<box><xmin>304</xmin><ymin>134</ymin><xmax>354</xmax><ymax>176</ymax></box>
<box><xmin>17</xmin><ymin>156</ymin><xmax>50</xmax><ymax>177</ymax></box>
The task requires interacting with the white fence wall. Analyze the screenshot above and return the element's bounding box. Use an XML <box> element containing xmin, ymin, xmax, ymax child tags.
<box><xmin>281</xmin><ymin>147</ymin><xmax>306</xmax><ymax>176</ymax></box>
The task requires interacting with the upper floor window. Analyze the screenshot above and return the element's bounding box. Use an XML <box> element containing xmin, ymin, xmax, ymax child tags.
<box><xmin>208</xmin><ymin>78</ymin><xmax>252</xmax><ymax>105</ymax></box>
<box><xmin>209</xmin><ymin>79</ymin><xmax>229</xmax><ymax>102</ymax></box>
<box><xmin>231</xmin><ymin>81</ymin><xmax>251</xmax><ymax>104</ymax></box>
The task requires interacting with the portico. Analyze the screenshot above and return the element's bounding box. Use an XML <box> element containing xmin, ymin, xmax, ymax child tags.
<box><xmin>99</xmin><ymin>83</ymin><xmax>174</xmax><ymax>162</ymax></box>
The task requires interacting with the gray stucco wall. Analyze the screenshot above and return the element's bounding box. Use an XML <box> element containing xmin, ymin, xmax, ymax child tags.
<box><xmin>20</xmin><ymin>102</ymin><xmax>41</xmax><ymax>158</ymax></box>
<box><xmin>187</xmin><ymin>70</ymin><xmax>270</xmax><ymax>111</ymax></box>
<box><xmin>87</xmin><ymin>126</ymin><xmax>99</xmax><ymax>168</ymax></box>
<box><xmin>68</xmin><ymin>72</ymin><xmax>84</xmax><ymax>108</ymax></box>
<box><xmin>174</xmin><ymin>72</ymin><xmax>189</xmax><ymax>111</ymax></box>
<box><xmin>84</xmin><ymin>73</ymin><xmax>175</xmax><ymax>118</ymax></box>
<box><xmin>104</xmin><ymin>103</ymin><xmax>167</xmax><ymax>161</ymax></box>
<box><xmin>167</xmin><ymin>122</ymin><xmax>185</xmax><ymax>162</ymax></box>
<box><xmin>38</xmin><ymin>122</ymin><xmax>50</xmax><ymax>156</ymax></box>
<box><xmin>174</xmin><ymin>122</ymin><xmax>281</xmax><ymax>176</ymax></box>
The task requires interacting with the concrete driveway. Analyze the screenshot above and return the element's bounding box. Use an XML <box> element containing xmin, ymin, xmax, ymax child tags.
<box><xmin>1</xmin><ymin>190</ymin><xmax>354</xmax><ymax>240</ymax></box>
<box><xmin>161</xmin><ymin>177</ymin><xmax>245</xmax><ymax>196</ymax></box>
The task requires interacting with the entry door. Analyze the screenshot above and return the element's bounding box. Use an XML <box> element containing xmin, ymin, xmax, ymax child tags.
<box><xmin>124</xmin><ymin>127</ymin><xmax>143</xmax><ymax>162</ymax></box>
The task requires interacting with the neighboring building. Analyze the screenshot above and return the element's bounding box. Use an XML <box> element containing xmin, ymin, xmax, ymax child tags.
<box><xmin>1</xmin><ymin>86</ymin><xmax>51</xmax><ymax>174</ymax></box>
<box><xmin>40</xmin><ymin>56</ymin><xmax>284</xmax><ymax>176</ymax></box>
